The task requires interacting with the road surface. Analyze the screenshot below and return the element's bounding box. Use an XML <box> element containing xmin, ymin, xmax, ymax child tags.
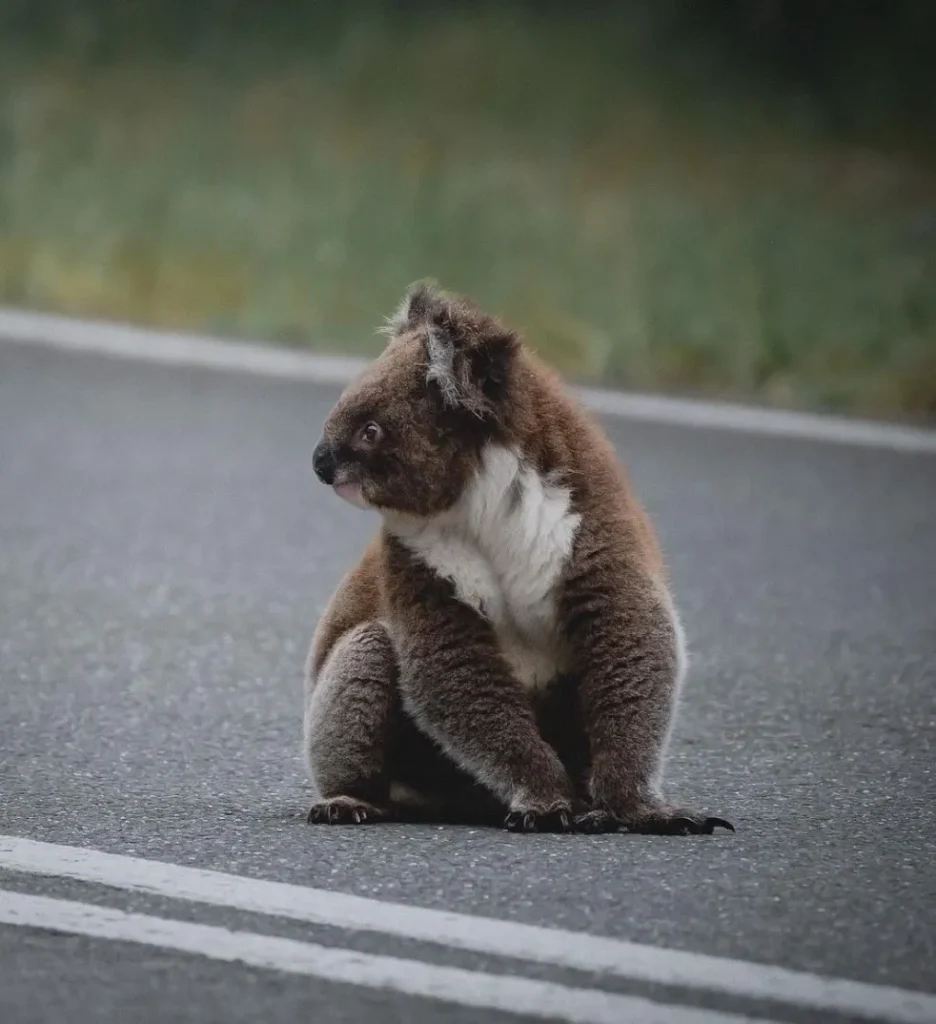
<box><xmin>1</xmin><ymin>336</ymin><xmax>934</xmax><ymax>1024</ymax></box>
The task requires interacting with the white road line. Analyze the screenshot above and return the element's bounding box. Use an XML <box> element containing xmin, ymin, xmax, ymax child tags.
<box><xmin>2</xmin><ymin>306</ymin><xmax>934</xmax><ymax>454</ymax></box>
<box><xmin>1</xmin><ymin>836</ymin><xmax>933</xmax><ymax>1024</ymax></box>
<box><xmin>0</xmin><ymin>307</ymin><xmax>368</xmax><ymax>385</ymax></box>
<box><xmin>0</xmin><ymin>891</ymin><xmax>761</xmax><ymax>1024</ymax></box>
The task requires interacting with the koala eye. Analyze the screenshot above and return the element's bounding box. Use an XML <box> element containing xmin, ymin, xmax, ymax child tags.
<box><xmin>358</xmin><ymin>421</ymin><xmax>383</xmax><ymax>446</ymax></box>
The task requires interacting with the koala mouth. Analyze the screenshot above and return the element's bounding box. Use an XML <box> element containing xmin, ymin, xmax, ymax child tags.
<box><xmin>333</xmin><ymin>478</ymin><xmax>368</xmax><ymax>510</ymax></box>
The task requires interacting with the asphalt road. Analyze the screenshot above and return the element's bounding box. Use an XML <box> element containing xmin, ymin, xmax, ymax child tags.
<box><xmin>1</xmin><ymin>339</ymin><xmax>935</xmax><ymax>1023</ymax></box>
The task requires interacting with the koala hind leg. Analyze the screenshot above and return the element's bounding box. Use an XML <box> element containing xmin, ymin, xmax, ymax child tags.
<box><xmin>304</xmin><ymin>621</ymin><xmax>398</xmax><ymax>825</ymax></box>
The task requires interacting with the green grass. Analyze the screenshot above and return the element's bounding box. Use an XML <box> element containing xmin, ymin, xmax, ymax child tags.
<box><xmin>0</xmin><ymin>5</ymin><xmax>934</xmax><ymax>417</ymax></box>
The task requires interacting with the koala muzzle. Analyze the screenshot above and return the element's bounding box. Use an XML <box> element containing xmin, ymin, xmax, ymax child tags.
<box><xmin>312</xmin><ymin>439</ymin><xmax>337</xmax><ymax>485</ymax></box>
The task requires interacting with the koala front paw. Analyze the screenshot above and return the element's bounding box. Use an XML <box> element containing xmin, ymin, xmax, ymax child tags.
<box><xmin>620</xmin><ymin>802</ymin><xmax>734</xmax><ymax>836</ymax></box>
<box><xmin>572</xmin><ymin>809</ymin><xmax>622</xmax><ymax>834</ymax></box>
<box><xmin>306</xmin><ymin>795</ymin><xmax>390</xmax><ymax>825</ymax></box>
<box><xmin>503</xmin><ymin>805</ymin><xmax>573</xmax><ymax>833</ymax></box>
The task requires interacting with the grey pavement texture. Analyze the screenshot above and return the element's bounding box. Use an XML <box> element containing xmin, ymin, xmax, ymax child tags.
<box><xmin>1</xmin><ymin>340</ymin><xmax>935</xmax><ymax>1022</ymax></box>
<box><xmin>0</xmin><ymin>928</ymin><xmax>527</xmax><ymax>1024</ymax></box>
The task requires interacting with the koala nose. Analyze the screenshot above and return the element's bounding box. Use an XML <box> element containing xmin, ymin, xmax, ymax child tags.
<box><xmin>312</xmin><ymin>439</ymin><xmax>336</xmax><ymax>485</ymax></box>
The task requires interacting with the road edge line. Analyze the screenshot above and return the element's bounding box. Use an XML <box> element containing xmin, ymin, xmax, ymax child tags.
<box><xmin>2</xmin><ymin>306</ymin><xmax>935</xmax><ymax>453</ymax></box>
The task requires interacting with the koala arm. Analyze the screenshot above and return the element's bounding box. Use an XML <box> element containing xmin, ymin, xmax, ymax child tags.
<box><xmin>384</xmin><ymin>538</ymin><xmax>575</xmax><ymax>830</ymax></box>
<box><xmin>559</xmin><ymin>527</ymin><xmax>733</xmax><ymax>835</ymax></box>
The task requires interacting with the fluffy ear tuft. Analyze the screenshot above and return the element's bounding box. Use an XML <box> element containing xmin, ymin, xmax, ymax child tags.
<box><xmin>424</xmin><ymin>323</ymin><xmax>519</xmax><ymax>420</ymax></box>
<box><xmin>380</xmin><ymin>281</ymin><xmax>520</xmax><ymax>419</ymax></box>
<box><xmin>424</xmin><ymin>328</ymin><xmax>463</xmax><ymax>409</ymax></box>
<box><xmin>379</xmin><ymin>279</ymin><xmax>444</xmax><ymax>336</ymax></box>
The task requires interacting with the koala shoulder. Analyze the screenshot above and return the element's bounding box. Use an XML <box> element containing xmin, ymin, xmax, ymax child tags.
<box><xmin>507</xmin><ymin>348</ymin><xmax>667</xmax><ymax>581</ymax></box>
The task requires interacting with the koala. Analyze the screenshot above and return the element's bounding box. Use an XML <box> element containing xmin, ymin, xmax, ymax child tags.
<box><xmin>303</xmin><ymin>281</ymin><xmax>734</xmax><ymax>835</ymax></box>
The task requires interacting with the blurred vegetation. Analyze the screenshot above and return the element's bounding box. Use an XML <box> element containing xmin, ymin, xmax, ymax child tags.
<box><xmin>0</xmin><ymin>0</ymin><xmax>934</xmax><ymax>417</ymax></box>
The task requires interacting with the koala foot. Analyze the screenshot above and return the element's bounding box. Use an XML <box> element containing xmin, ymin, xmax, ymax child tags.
<box><xmin>504</xmin><ymin>806</ymin><xmax>573</xmax><ymax>833</ymax></box>
<box><xmin>573</xmin><ymin>809</ymin><xmax>622</xmax><ymax>834</ymax></box>
<box><xmin>306</xmin><ymin>795</ymin><xmax>390</xmax><ymax>825</ymax></box>
<box><xmin>620</xmin><ymin>803</ymin><xmax>734</xmax><ymax>836</ymax></box>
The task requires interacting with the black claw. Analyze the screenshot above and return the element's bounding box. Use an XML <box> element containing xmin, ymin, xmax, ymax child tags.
<box><xmin>627</xmin><ymin>809</ymin><xmax>736</xmax><ymax>836</ymax></box>
<box><xmin>504</xmin><ymin>811</ymin><xmax>533</xmax><ymax>832</ymax></box>
<box><xmin>504</xmin><ymin>808</ymin><xmax>573</xmax><ymax>833</ymax></box>
<box><xmin>307</xmin><ymin>799</ymin><xmax>386</xmax><ymax>825</ymax></box>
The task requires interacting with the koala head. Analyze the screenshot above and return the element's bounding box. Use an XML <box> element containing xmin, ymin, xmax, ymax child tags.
<box><xmin>312</xmin><ymin>281</ymin><xmax>520</xmax><ymax>516</ymax></box>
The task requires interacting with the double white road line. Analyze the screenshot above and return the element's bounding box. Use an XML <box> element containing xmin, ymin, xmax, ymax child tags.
<box><xmin>1</xmin><ymin>835</ymin><xmax>933</xmax><ymax>1024</ymax></box>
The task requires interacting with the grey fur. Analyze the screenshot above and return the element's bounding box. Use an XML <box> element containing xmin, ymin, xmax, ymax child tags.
<box><xmin>423</xmin><ymin>329</ymin><xmax>462</xmax><ymax>409</ymax></box>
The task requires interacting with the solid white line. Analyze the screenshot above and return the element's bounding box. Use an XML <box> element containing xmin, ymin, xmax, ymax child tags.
<box><xmin>0</xmin><ymin>891</ymin><xmax>761</xmax><ymax>1024</ymax></box>
<box><xmin>0</xmin><ymin>307</ymin><xmax>368</xmax><ymax>385</ymax></box>
<box><xmin>576</xmin><ymin>385</ymin><xmax>936</xmax><ymax>454</ymax></box>
<box><xmin>1</xmin><ymin>836</ymin><xmax>933</xmax><ymax>1024</ymax></box>
<box><xmin>2</xmin><ymin>306</ymin><xmax>934</xmax><ymax>454</ymax></box>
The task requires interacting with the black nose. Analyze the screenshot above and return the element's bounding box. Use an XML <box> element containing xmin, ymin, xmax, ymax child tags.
<box><xmin>312</xmin><ymin>439</ymin><xmax>336</xmax><ymax>485</ymax></box>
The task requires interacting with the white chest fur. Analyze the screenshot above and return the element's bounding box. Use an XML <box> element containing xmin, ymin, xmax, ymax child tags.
<box><xmin>386</xmin><ymin>445</ymin><xmax>581</xmax><ymax>690</ymax></box>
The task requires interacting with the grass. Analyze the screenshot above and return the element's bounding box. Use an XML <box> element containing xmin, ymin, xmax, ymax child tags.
<box><xmin>0</xmin><ymin>5</ymin><xmax>934</xmax><ymax>418</ymax></box>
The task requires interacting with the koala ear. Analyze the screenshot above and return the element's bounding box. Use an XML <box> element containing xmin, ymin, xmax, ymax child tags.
<box><xmin>465</xmin><ymin>327</ymin><xmax>519</xmax><ymax>409</ymax></box>
<box><xmin>381</xmin><ymin>279</ymin><xmax>444</xmax><ymax>337</ymax></box>
<box><xmin>383</xmin><ymin>280</ymin><xmax>519</xmax><ymax>418</ymax></box>
<box><xmin>425</xmin><ymin>322</ymin><xmax>519</xmax><ymax>420</ymax></box>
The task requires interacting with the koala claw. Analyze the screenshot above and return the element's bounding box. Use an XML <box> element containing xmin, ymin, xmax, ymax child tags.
<box><xmin>306</xmin><ymin>796</ymin><xmax>388</xmax><ymax>826</ymax></box>
<box><xmin>699</xmin><ymin>816</ymin><xmax>735</xmax><ymax>834</ymax></box>
<box><xmin>504</xmin><ymin>807</ymin><xmax>574</xmax><ymax>833</ymax></box>
<box><xmin>625</xmin><ymin>807</ymin><xmax>735</xmax><ymax>835</ymax></box>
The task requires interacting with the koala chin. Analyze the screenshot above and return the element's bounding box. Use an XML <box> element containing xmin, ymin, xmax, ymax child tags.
<box><xmin>303</xmin><ymin>281</ymin><xmax>734</xmax><ymax>835</ymax></box>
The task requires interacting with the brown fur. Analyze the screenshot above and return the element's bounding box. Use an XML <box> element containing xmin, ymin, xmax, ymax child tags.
<box><xmin>303</xmin><ymin>282</ymin><xmax>733</xmax><ymax>834</ymax></box>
